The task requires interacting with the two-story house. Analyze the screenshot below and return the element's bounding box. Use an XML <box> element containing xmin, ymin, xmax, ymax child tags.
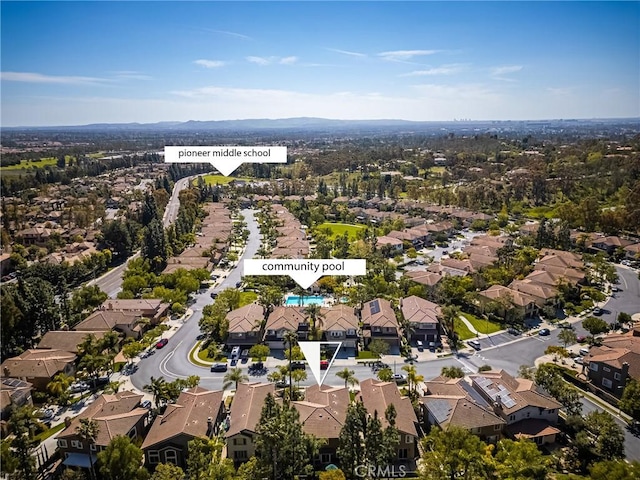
<box><xmin>361</xmin><ymin>298</ymin><xmax>400</xmax><ymax>349</ymax></box>
<box><xmin>226</xmin><ymin>303</ymin><xmax>265</xmax><ymax>349</ymax></box>
<box><xmin>1</xmin><ymin>349</ymin><xmax>76</xmax><ymax>392</ymax></box>
<box><xmin>469</xmin><ymin>370</ymin><xmax>561</xmax><ymax>445</ymax></box>
<box><xmin>142</xmin><ymin>387</ymin><xmax>225</xmax><ymax>470</ymax></box>
<box><xmin>262</xmin><ymin>306</ymin><xmax>308</xmax><ymax>350</ymax></box>
<box><xmin>57</xmin><ymin>391</ymin><xmax>150</xmax><ymax>471</ymax></box>
<box><xmin>321</xmin><ymin>305</ymin><xmax>359</xmax><ymax>349</ymax></box>
<box><xmin>225</xmin><ymin>382</ymin><xmax>275</xmax><ymax>466</ymax></box>
<box><xmin>585</xmin><ymin>330</ymin><xmax>640</xmax><ymax>397</ymax></box>
<box><xmin>400</xmin><ymin>296</ymin><xmax>442</xmax><ymax>345</ymax></box>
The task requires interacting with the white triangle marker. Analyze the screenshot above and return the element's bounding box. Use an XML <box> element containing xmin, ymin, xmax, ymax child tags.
<box><xmin>298</xmin><ymin>341</ymin><xmax>342</xmax><ymax>386</ymax></box>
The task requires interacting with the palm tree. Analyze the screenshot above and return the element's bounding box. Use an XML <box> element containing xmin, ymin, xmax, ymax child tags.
<box><xmin>103</xmin><ymin>381</ymin><xmax>123</xmax><ymax>395</ymax></box>
<box><xmin>402</xmin><ymin>365</ymin><xmax>424</xmax><ymax>397</ymax></box>
<box><xmin>283</xmin><ymin>330</ymin><xmax>298</xmax><ymax>399</ymax></box>
<box><xmin>441</xmin><ymin>305</ymin><xmax>460</xmax><ymax>344</ymax></box>
<box><xmin>144</xmin><ymin>376</ymin><xmax>168</xmax><ymax>409</ymax></box>
<box><xmin>336</xmin><ymin>368</ymin><xmax>359</xmax><ymax>390</ymax></box>
<box><xmin>304</xmin><ymin>303</ymin><xmax>325</xmax><ymax>340</ymax></box>
<box><xmin>46</xmin><ymin>372</ymin><xmax>73</xmax><ymax>405</ymax></box>
<box><xmin>377</xmin><ymin>367</ymin><xmax>393</xmax><ymax>382</ymax></box>
<box><xmin>76</xmin><ymin>418</ymin><xmax>100</xmax><ymax>480</ymax></box>
<box><xmin>291</xmin><ymin>368</ymin><xmax>307</xmax><ymax>399</ymax></box>
<box><xmin>223</xmin><ymin>367</ymin><xmax>248</xmax><ymax>390</ymax></box>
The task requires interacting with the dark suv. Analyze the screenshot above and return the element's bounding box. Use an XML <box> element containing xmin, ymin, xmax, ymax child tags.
<box><xmin>291</xmin><ymin>361</ymin><xmax>306</xmax><ymax>370</ymax></box>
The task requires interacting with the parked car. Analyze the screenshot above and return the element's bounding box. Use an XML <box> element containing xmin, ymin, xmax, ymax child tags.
<box><xmin>210</xmin><ymin>363</ymin><xmax>228</xmax><ymax>372</ymax></box>
<box><xmin>392</xmin><ymin>374</ymin><xmax>407</xmax><ymax>384</ymax></box>
<box><xmin>611</xmin><ymin>286</ymin><xmax>620</xmax><ymax>292</ymax></box>
<box><xmin>416</xmin><ymin>340</ymin><xmax>424</xmax><ymax>351</ymax></box>
<box><xmin>320</xmin><ymin>360</ymin><xmax>329</xmax><ymax>370</ymax></box>
<box><xmin>558</xmin><ymin>322</ymin><xmax>573</xmax><ymax>329</ymax></box>
<box><xmin>291</xmin><ymin>361</ymin><xmax>306</xmax><ymax>370</ymax></box>
<box><xmin>577</xmin><ymin>335</ymin><xmax>587</xmax><ymax>343</ymax></box>
<box><xmin>69</xmin><ymin>381</ymin><xmax>90</xmax><ymax>393</ymax></box>
<box><xmin>248</xmin><ymin>362</ymin><xmax>264</xmax><ymax>372</ymax></box>
<box><xmin>579</xmin><ymin>348</ymin><xmax>590</xmax><ymax>356</ymax></box>
<box><xmin>593</xmin><ymin>307</ymin><xmax>603</xmax><ymax>316</ymax></box>
<box><xmin>468</xmin><ymin>340</ymin><xmax>481</xmax><ymax>350</ymax></box>
<box><xmin>210</xmin><ymin>292</ymin><xmax>218</xmax><ymax>299</ymax></box>
<box><xmin>507</xmin><ymin>328</ymin><xmax>520</xmax><ymax>335</ymax></box>
<box><xmin>538</xmin><ymin>328</ymin><xmax>551</xmax><ymax>336</ymax></box>
<box><xmin>573</xmin><ymin>356</ymin><xmax>584</xmax><ymax>365</ymax></box>
<box><xmin>38</xmin><ymin>408</ymin><xmax>55</xmax><ymax>420</ymax></box>
<box><xmin>276</xmin><ymin>379</ymin><xmax>291</xmax><ymax>388</ymax></box>
<box><xmin>140</xmin><ymin>400</ymin><xmax>152</xmax><ymax>409</ymax></box>
<box><xmin>230</xmin><ymin>346</ymin><xmax>241</xmax><ymax>360</ymax></box>
<box><xmin>241</xmin><ymin>349</ymin><xmax>249</xmax><ymax>360</ymax></box>
<box><xmin>156</xmin><ymin>338</ymin><xmax>169</xmax><ymax>349</ymax></box>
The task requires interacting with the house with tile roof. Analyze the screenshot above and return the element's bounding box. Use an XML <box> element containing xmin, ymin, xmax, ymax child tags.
<box><xmin>403</xmin><ymin>270</ymin><xmax>443</xmax><ymax>288</ymax></box>
<box><xmin>142</xmin><ymin>387</ymin><xmax>225</xmax><ymax>469</ymax></box>
<box><xmin>99</xmin><ymin>299</ymin><xmax>170</xmax><ymax>322</ymax></box>
<box><xmin>361</xmin><ymin>298</ymin><xmax>400</xmax><ymax>348</ymax></box>
<box><xmin>320</xmin><ymin>305</ymin><xmax>359</xmax><ymax>349</ymax></box>
<box><xmin>357</xmin><ymin>379</ymin><xmax>419</xmax><ymax>463</ymax></box>
<box><xmin>421</xmin><ymin>377</ymin><xmax>505</xmax><ymax>443</ymax></box>
<box><xmin>225</xmin><ymin>382</ymin><xmax>275</xmax><ymax>466</ymax></box>
<box><xmin>36</xmin><ymin>331</ymin><xmax>110</xmax><ymax>355</ymax></box>
<box><xmin>263</xmin><ymin>306</ymin><xmax>309</xmax><ymax>349</ymax></box>
<box><xmin>400</xmin><ymin>296</ymin><xmax>442</xmax><ymax>344</ymax></box>
<box><xmin>469</xmin><ymin>370</ymin><xmax>561</xmax><ymax>445</ymax></box>
<box><xmin>585</xmin><ymin>330</ymin><xmax>640</xmax><ymax>397</ymax></box>
<box><xmin>57</xmin><ymin>391</ymin><xmax>150</xmax><ymax>470</ymax></box>
<box><xmin>74</xmin><ymin>310</ymin><xmax>144</xmax><ymax>339</ymax></box>
<box><xmin>477</xmin><ymin>285</ymin><xmax>538</xmax><ymax>319</ymax></box>
<box><xmin>1</xmin><ymin>349</ymin><xmax>76</xmax><ymax>391</ymax></box>
<box><xmin>226</xmin><ymin>303</ymin><xmax>265</xmax><ymax>348</ymax></box>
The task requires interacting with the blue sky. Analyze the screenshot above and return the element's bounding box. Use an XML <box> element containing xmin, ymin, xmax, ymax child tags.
<box><xmin>1</xmin><ymin>1</ymin><xmax>638</xmax><ymax>126</ymax></box>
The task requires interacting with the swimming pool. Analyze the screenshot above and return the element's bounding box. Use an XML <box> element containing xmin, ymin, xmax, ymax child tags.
<box><xmin>285</xmin><ymin>295</ymin><xmax>326</xmax><ymax>306</ymax></box>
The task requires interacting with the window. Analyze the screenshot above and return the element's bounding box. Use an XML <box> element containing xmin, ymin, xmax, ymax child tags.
<box><xmin>494</xmin><ymin>424</ymin><xmax>502</xmax><ymax>431</ymax></box>
<box><xmin>398</xmin><ymin>449</ymin><xmax>408</xmax><ymax>459</ymax></box>
<box><xmin>330</xmin><ymin>331</ymin><xmax>342</xmax><ymax>338</ymax></box>
<box><xmin>165</xmin><ymin>450</ymin><xmax>178</xmax><ymax>464</ymax></box>
<box><xmin>90</xmin><ymin>444</ymin><xmax>97</xmax><ymax>451</ymax></box>
<box><xmin>234</xmin><ymin>451</ymin><xmax>248</xmax><ymax>460</ymax></box>
<box><xmin>602</xmin><ymin>378</ymin><xmax>613</xmax><ymax>389</ymax></box>
<box><xmin>405</xmin><ymin>435</ymin><xmax>413</xmax><ymax>444</ymax></box>
<box><xmin>347</xmin><ymin>329</ymin><xmax>356</xmax><ymax>336</ymax></box>
<box><xmin>509</xmin><ymin>415</ymin><xmax>516</xmax><ymax>421</ymax></box>
<box><xmin>57</xmin><ymin>439</ymin><xmax>68</xmax><ymax>448</ymax></box>
<box><xmin>233</xmin><ymin>438</ymin><xmax>246</xmax><ymax>446</ymax></box>
<box><xmin>148</xmin><ymin>451</ymin><xmax>160</xmax><ymax>464</ymax></box>
<box><xmin>590</xmin><ymin>363</ymin><xmax>599</xmax><ymax>372</ymax></box>
<box><xmin>128</xmin><ymin>428</ymin><xmax>137</xmax><ymax>440</ymax></box>
<box><xmin>614</xmin><ymin>373</ymin><xmax>621</xmax><ymax>381</ymax></box>
<box><xmin>603</xmin><ymin>366</ymin><xmax>611</xmax><ymax>373</ymax></box>
<box><xmin>320</xmin><ymin>453</ymin><xmax>332</xmax><ymax>463</ymax></box>
<box><xmin>71</xmin><ymin>440</ymin><xmax>83</xmax><ymax>449</ymax></box>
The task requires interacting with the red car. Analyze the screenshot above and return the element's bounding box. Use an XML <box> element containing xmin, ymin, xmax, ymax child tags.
<box><xmin>320</xmin><ymin>360</ymin><xmax>329</xmax><ymax>370</ymax></box>
<box><xmin>156</xmin><ymin>338</ymin><xmax>169</xmax><ymax>349</ymax></box>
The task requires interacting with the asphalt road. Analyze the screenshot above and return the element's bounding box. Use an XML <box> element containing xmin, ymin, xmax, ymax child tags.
<box><xmin>89</xmin><ymin>175</ymin><xmax>198</xmax><ymax>298</ymax></box>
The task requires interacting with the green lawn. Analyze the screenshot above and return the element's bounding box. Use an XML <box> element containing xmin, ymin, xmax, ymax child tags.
<box><xmin>357</xmin><ymin>350</ymin><xmax>378</xmax><ymax>359</ymax></box>
<box><xmin>1</xmin><ymin>157</ymin><xmax>58</xmax><ymax>171</ymax></box>
<box><xmin>429</xmin><ymin>166</ymin><xmax>446</xmax><ymax>175</ymax></box>
<box><xmin>454</xmin><ymin>318</ymin><xmax>476</xmax><ymax>340</ymax></box>
<box><xmin>34</xmin><ymin>422</ymin><xmax>66</xmax><ymax>443</ymax></box>
<box><xmin>461</xmin><ymin>312</ymin><xmax>502</xmax><ymax>334</ymax></box>
<box><xmin>316</xmin><ymin>222</ymin><xmax>366</xmax><ymax>240</ymax></box>
<box><xmin>239</xmin><ymin>291</ymin><xmax>258</xmax><ymax>307</ymax></box>
<box><xmin>195</xmin><ymin>174</ymin><xmax>248</xmax><ymax>186</ymax></box>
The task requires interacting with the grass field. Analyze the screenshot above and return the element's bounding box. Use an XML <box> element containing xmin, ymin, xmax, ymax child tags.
<box><xmin>461</xmin><ymin>312</ymin><xmax>501</xmax><ymax>334</ymax></box>
<box><xmin>454</xmin><ymin>317</ymin><xmax>476</xmax><ymax>340</ymax></box>
<box><xmin>239</xmin><ymin>291</ymin><xmax>258</xmax><ymax>307</ymax></box>
<box><xmin>195</xmin><ymin>174</ymin><xmax>249</xmax><ymax>186</ymax></box>
<box><xmin>0</xmin><ymin>157</ymin><xmax>58</xmax><ymax>171</ymax></box>
<box><xmin>316</xmin><ymin>222</ymin><xmax>366</xmax><ymax>240</ymax></box>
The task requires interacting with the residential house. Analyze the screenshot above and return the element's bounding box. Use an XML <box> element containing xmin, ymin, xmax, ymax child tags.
<box><xmin>361</xmin><ymin>298</ymin><xmax>400</xmax><ymax>348</ymax></box>
<box><xmin>57</xmin><ymin>391</ymin><xmax>150</xmax><ymax>470</ymax></box>
<box><xmin>0</xmin><ymin>379</ymin><xmax>32</xmax><ymax>430</ymax></box>
<box><xmin>74</xmin><ymin>311</ymin><xmax>143</xmax><ymax>339</ymax></box>
<box><xmin>99</xmin><ymin>299</ymin><xmax>170</xmax><ymax>323</ymax></box>
<box><xmin>36</xmin><ymin>331</ymin><xmax>109</xmax><ymax>355</ymax></box>
<box><xmin>403</xmin><ymin>270</ymin><xmax>443</xmax><ymax>288</ymax></box>
<box><xmin>508</xmin><ymin>279</ymin><xmax>559</xmax><ymax>308</ymax></box>
<box><xmin>477</xmin><ymin>285</ymin><xmax>539</xmax><ymax>319</ymax></box>
<box><xmin>376</xmin><ymin>236</ymin><xmax>404</xmax><ymax>255</ymax></box>
<box><xmin>624</xmin><ymin>243</ymin><xmax>640</xmax><ymax>261</ymax></box>
<box><xmin>225</xmin><ymin>382</ymin><xmax>275</xmax><ymax>466</ymax></box>
<box><xmin>142</xmin><ymin>387</ymin><xmax>226</xmax><ymax>469</ymax></box>
<box><xmin>592</xmin><ymin>236</ymin><xmax>635</xmax><ymax>255</ymax></box>
<box><xmin>226</xmin><ymin>303</ymin><xmax>265</xmax><ymax>348</ymax></box>
<box><xmin>400</xmin><ymin>296</ymin><xmax>442</xmax><ymax>344</ymax></box>
<box><xmin>321</xmin><ymin>305</ymin><xmax>359</xmax><ymax>349</ymax></box>
<box><xmin>1</xmin><ymin>349</ymin><xmax>76</xmax><ymax>391</ymax></box>
<box><xmin>263</xmin><ymin>306</ymin><xmax>308</xmax><ymax>349</ymax></box>
<box><xmin>421</xmin><ymin>377</ymin><xmax>505</xmax><ymax>443</ymax></box>
<box><xmin>295</xmin><ymin>384</ymin><xmax>350</xmax><ymax>467</ymax></box>
<box><xmin>469</xmin><ymin>370</ymin><xmax>561</xmax><ymax>445</ymax></box>
<box><xmin>585</xmin><ymin>330</ymin><xmax>640</xmax><ymax>397</ymax></box>
<box><xmin>357</xmin><ymin>379</ymin><xmax>420</xmax><ymax>463</ymax></box>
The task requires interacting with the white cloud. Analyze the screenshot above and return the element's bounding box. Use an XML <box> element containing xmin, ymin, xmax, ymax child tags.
<box><xmin>246</xmin><ymin>56</ymin><xmax>272</xmax><ymax>66</ymax></box>
<box><xmin>0</xmin><ymin>71</ymin><xmax>108</xmax><ymax>85</ymax></box>
<box><xmin>111</xmin><ymin>71</ymin><xmax>151</xmax><ymax>80</ymax></box>
<box><xmin>379</xmin><ymin>50</ymin><xmax>440</xmax><ymax>61</ymax></box>
<box><xmin>279</xmin><ymin>56</ymin><xmax>298</xmax><ymax>65</ymax></box>
<box><xmin>207</xmin><ymin>29</ymin><xmax>251</xmax><ymax>40</ymax></box>
<box><xmin>490</xmin><ymin>65</ymin><xmax>523</xmax><ymax>81</ymax></box>
<box><xmin>401</xmin><ymin>64</ymin><xmax>468</xmax><ymax>77</ymax></box>
<box><xmin>326</xmin><ymin>48</ymin><xmax>367</xmax><ymax>58</ymax></box>
<box><xmin>194</xmin><ymin>59</ymin><xmax>226</xmax><ymax>68</ymax></box>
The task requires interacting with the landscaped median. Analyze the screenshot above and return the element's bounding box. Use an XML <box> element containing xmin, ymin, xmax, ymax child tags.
<box><xmin>460</xmin><ymin>312</ymin><xmax>502</xmax><ymax>335</ymax></box>
<box><xmin>188</xmin><ymin>340</ymin><xmax>214</xmax><ymax>367</ymax></box>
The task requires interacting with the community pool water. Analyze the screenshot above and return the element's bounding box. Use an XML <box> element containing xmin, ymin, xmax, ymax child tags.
<box><xmin>285</xmin><ymin>295</ymin><xmax>326</xmax><ymax>306</ymax></box>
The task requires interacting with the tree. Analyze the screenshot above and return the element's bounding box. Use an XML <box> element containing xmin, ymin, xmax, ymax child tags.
<box><xmin>235</xmin><ymin>456</ymin><xmax>262</xmax><ymax>480</ymax></box>
<box><xmin>186</xmin><ymin>437</ymin><xmax>234</xmax><ymax>480</ymax></box>
<box><xmin>402</xmin><ymin>364</ymin><xmax>424</xmax><ymax>397</ymax></box>
<box><xmin>97</xmin><ymin>435</ymin><xmax>149</xmax><ymax>480</ymax></box>
<box><xmin>47</xmin><ymin>372</ymin><xmax>73</xmax><ymax>406</ymax></box>
<box><xmin>337</xmin><ymin>401</ymin><xmax>368</xmax><ymax>479</ymax></box>
<box><xmin>377</xmin><ymin>367</ymin><xmax>393</xmax><ymax>382</ymax></box>
<box><xmin>150</xmin><ymin>463</ymin><xmax>185</xmax><ymax>480</ymax></box>
<box><xmin>304</xmin><ymin>303</ymin><xmax>325</xmax><ymax>340</ymax></box>
<box><xmin>144</xmin><ymin>376</ymin><xmax>168</xmax><ymax>409</ymax></box>
<box><xmin>223</xmin><ymin>367</ymin><xmax>248</xmax><ymax>390</ymax></box>
<box><xmin>6</xmin><ymin>406</ymin><xmax>39</xmax><ymax>480</ymax></box>
<box><xmin>441</xmin><ymin>366</ymin><xmax>465</xmax><ymax>378</ymax></box>
<box><xmin>583</xmin><ymin>316</ymin><xmax>609</xmax><ymax>336</ymax></box>
<box><xmin>284</xmin><ymin>330</ymin><xmax>298</xmax><ymax>399</ymax></box>
<box><xmin>419</xmin><ymin>426</ymin><xmax>490</xmax><ymax>480</ymax></box>
<box><xmin>440</xmin><ymin>305</ymin><xmax>460</xmax><ymax>342</ymax></box>
<box><xmin>589</xmin><ymin>460</ymin><xmax>640</xmax><ymax>480</ymax></box>
<box><xmin>573</xmin><ymin>411</ymin><xmax>625</xmax><ymax>466</ymax></box>
<box><xmin>619</xmin><ymin>380</ymin><xmax>640</xmax><ymax>421</ymax></box>
<box><xmin>617</xmin><ymin>312</ymin><xmax>632</xmax><ymax>329</ymax></box>
<box><xmin>535</xmin><ymin>363</ymin><xmax>583</xmax><ymax>416</ymax></box>
<box><xmin>122</xmin><ymin>342</ymin><xmax>144</xmax><ymax>364</ymax></box>
<box><xmin>336</xmin><ymin>368</ymin><xmax>359</xmax><ymax>389</ymax></box>
<box><xmin>249</xmin><ymin>344</ymin><xmax>270</xmax><ymax>362</ymax></box>
<box><xmin>70</xmin><ymin>285</ymin><xmax>108</xmax><ymax>316</ymax></box>
<box><xmin>493</xmin><ymin>439</ymin><xmax>548</xmax><ymax>480</ymax></box>
<box><xmin>76</xmin><ymin>419</ymin><xmax>100</xmax><ymax>480</ymax></box>
<box><xmin>142</xmin><ymin>218</ymin><xmax>168</xmax><ymax>273</ymax></box>
<box><xmin>368</xmin><ymin>338</ymin><xmax>390</xmax><ymax>358</ymax></box>
<box><xmin>558</xmin><ymin>329</ymin><xmax>577</xmax><ymax>348</ymax></box>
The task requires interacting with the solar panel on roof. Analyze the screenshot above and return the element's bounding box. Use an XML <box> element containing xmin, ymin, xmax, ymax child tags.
<box><xmin>370</xmin><ymin>299</ymin><xmax>380</xmax><ymax>315</ymax></box>
<box><xmin>429</xmin><ymin>399</ymin><xmax>452</xmax><ymax>424</ymax></box>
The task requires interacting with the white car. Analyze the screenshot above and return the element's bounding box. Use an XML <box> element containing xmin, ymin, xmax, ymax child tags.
<box><xmin>69</xmin><ymin>381</ymin><xmax>90</xmax><ymax>393</ymax></box>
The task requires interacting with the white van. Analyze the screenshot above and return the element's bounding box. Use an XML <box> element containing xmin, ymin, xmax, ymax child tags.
<box><xmin>231</xmin><ymin>346</ymin><xmax>241</xmax><ymax>359</ymax></box>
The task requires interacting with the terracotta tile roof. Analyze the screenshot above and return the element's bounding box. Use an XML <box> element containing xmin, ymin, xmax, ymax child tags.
<box><xmin>304</xmin><ymin>384</ymin><xmax>350</xmax><ymax>425</ymax></box>
<box><xmin>400</xmin><ymin>296</ymin><xmax>441</xmax><ymax>326</ymax></box>
<box><xmin>293</xmin><ymin>400</ymin><xmax>346</xmax><ymax>440</ymax></box>
<box><xmin>321</xmin><ymin>306</ymin><xmax>358</xmax><ymax>332</ymax></box>
<box><xmin>227</xmin><ymin>303</ymin><xmax>264</xmax><ymax>334</ymax></box>
<box><xmin>404</xmin><ymin>270</ymin><xmax>443</xmax><ymax>287</ymax></box>
<box><xmin>478</xmin><ymin>285</ymin><xmax>538</xmax><ymax>308</ymax></box>
<box><xmin>506</xmin><ymin>419</ymin><xmax>560</xmax><ymax>439</ymax></box>
<box><xmin>376</xmin><ymin>236</ymin><xmax>404</xmax><ymax>247</ymax></box>
<box><xmin>357</xmin><ymin>379</ymin><xmax>418</xmax><ymax>436</ymax></box>
<box><xmin>423</xmin><ymin>396</ymin><xmax>506</xmax><ymax>430</ymax></box>
<box><xmin>226</xmin><ymin>382</ymin><xmax>274</xmax><ymax>438</ymax></box>
<box><xmin>36</xmin><ymin>331</ymin><xmax>109</xmax><ymax>354</ymax></box>
<box><xmin>264</xmin><ymin>306</ymin><xmax>306</xmax><ymax>332</ymax></box>
<box><xmin>509</xmin><ymin>279</ymin><xmax>558</xmax><ymax>301</ymax></box>
<box><xmin>1</xmin><ymin>350</ymin><xmax>76</xmax><ymax>379</ymax></box>
<box><xmin>587</xmin><ymin>338</ymin><xmax>640</xmax><ymax>379</ymax></box>
<box><xmin>361</xmin><ymin>299</ymin><xmax>398</xmax><ymax>329</ymax></box>
<box><xmin>142</xmin><ymin>387</ymin><xmax>224</xmax><ymax>449</ymax></box>
<box><xmin>74</xmin><ymin>311</ymin><xmax>140</xmax><ymax>332</ymax></box>
<box><xmin>441</xmin><ymin>258</ymin><xmax>476</xmax><ymax>273</ymax></box>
